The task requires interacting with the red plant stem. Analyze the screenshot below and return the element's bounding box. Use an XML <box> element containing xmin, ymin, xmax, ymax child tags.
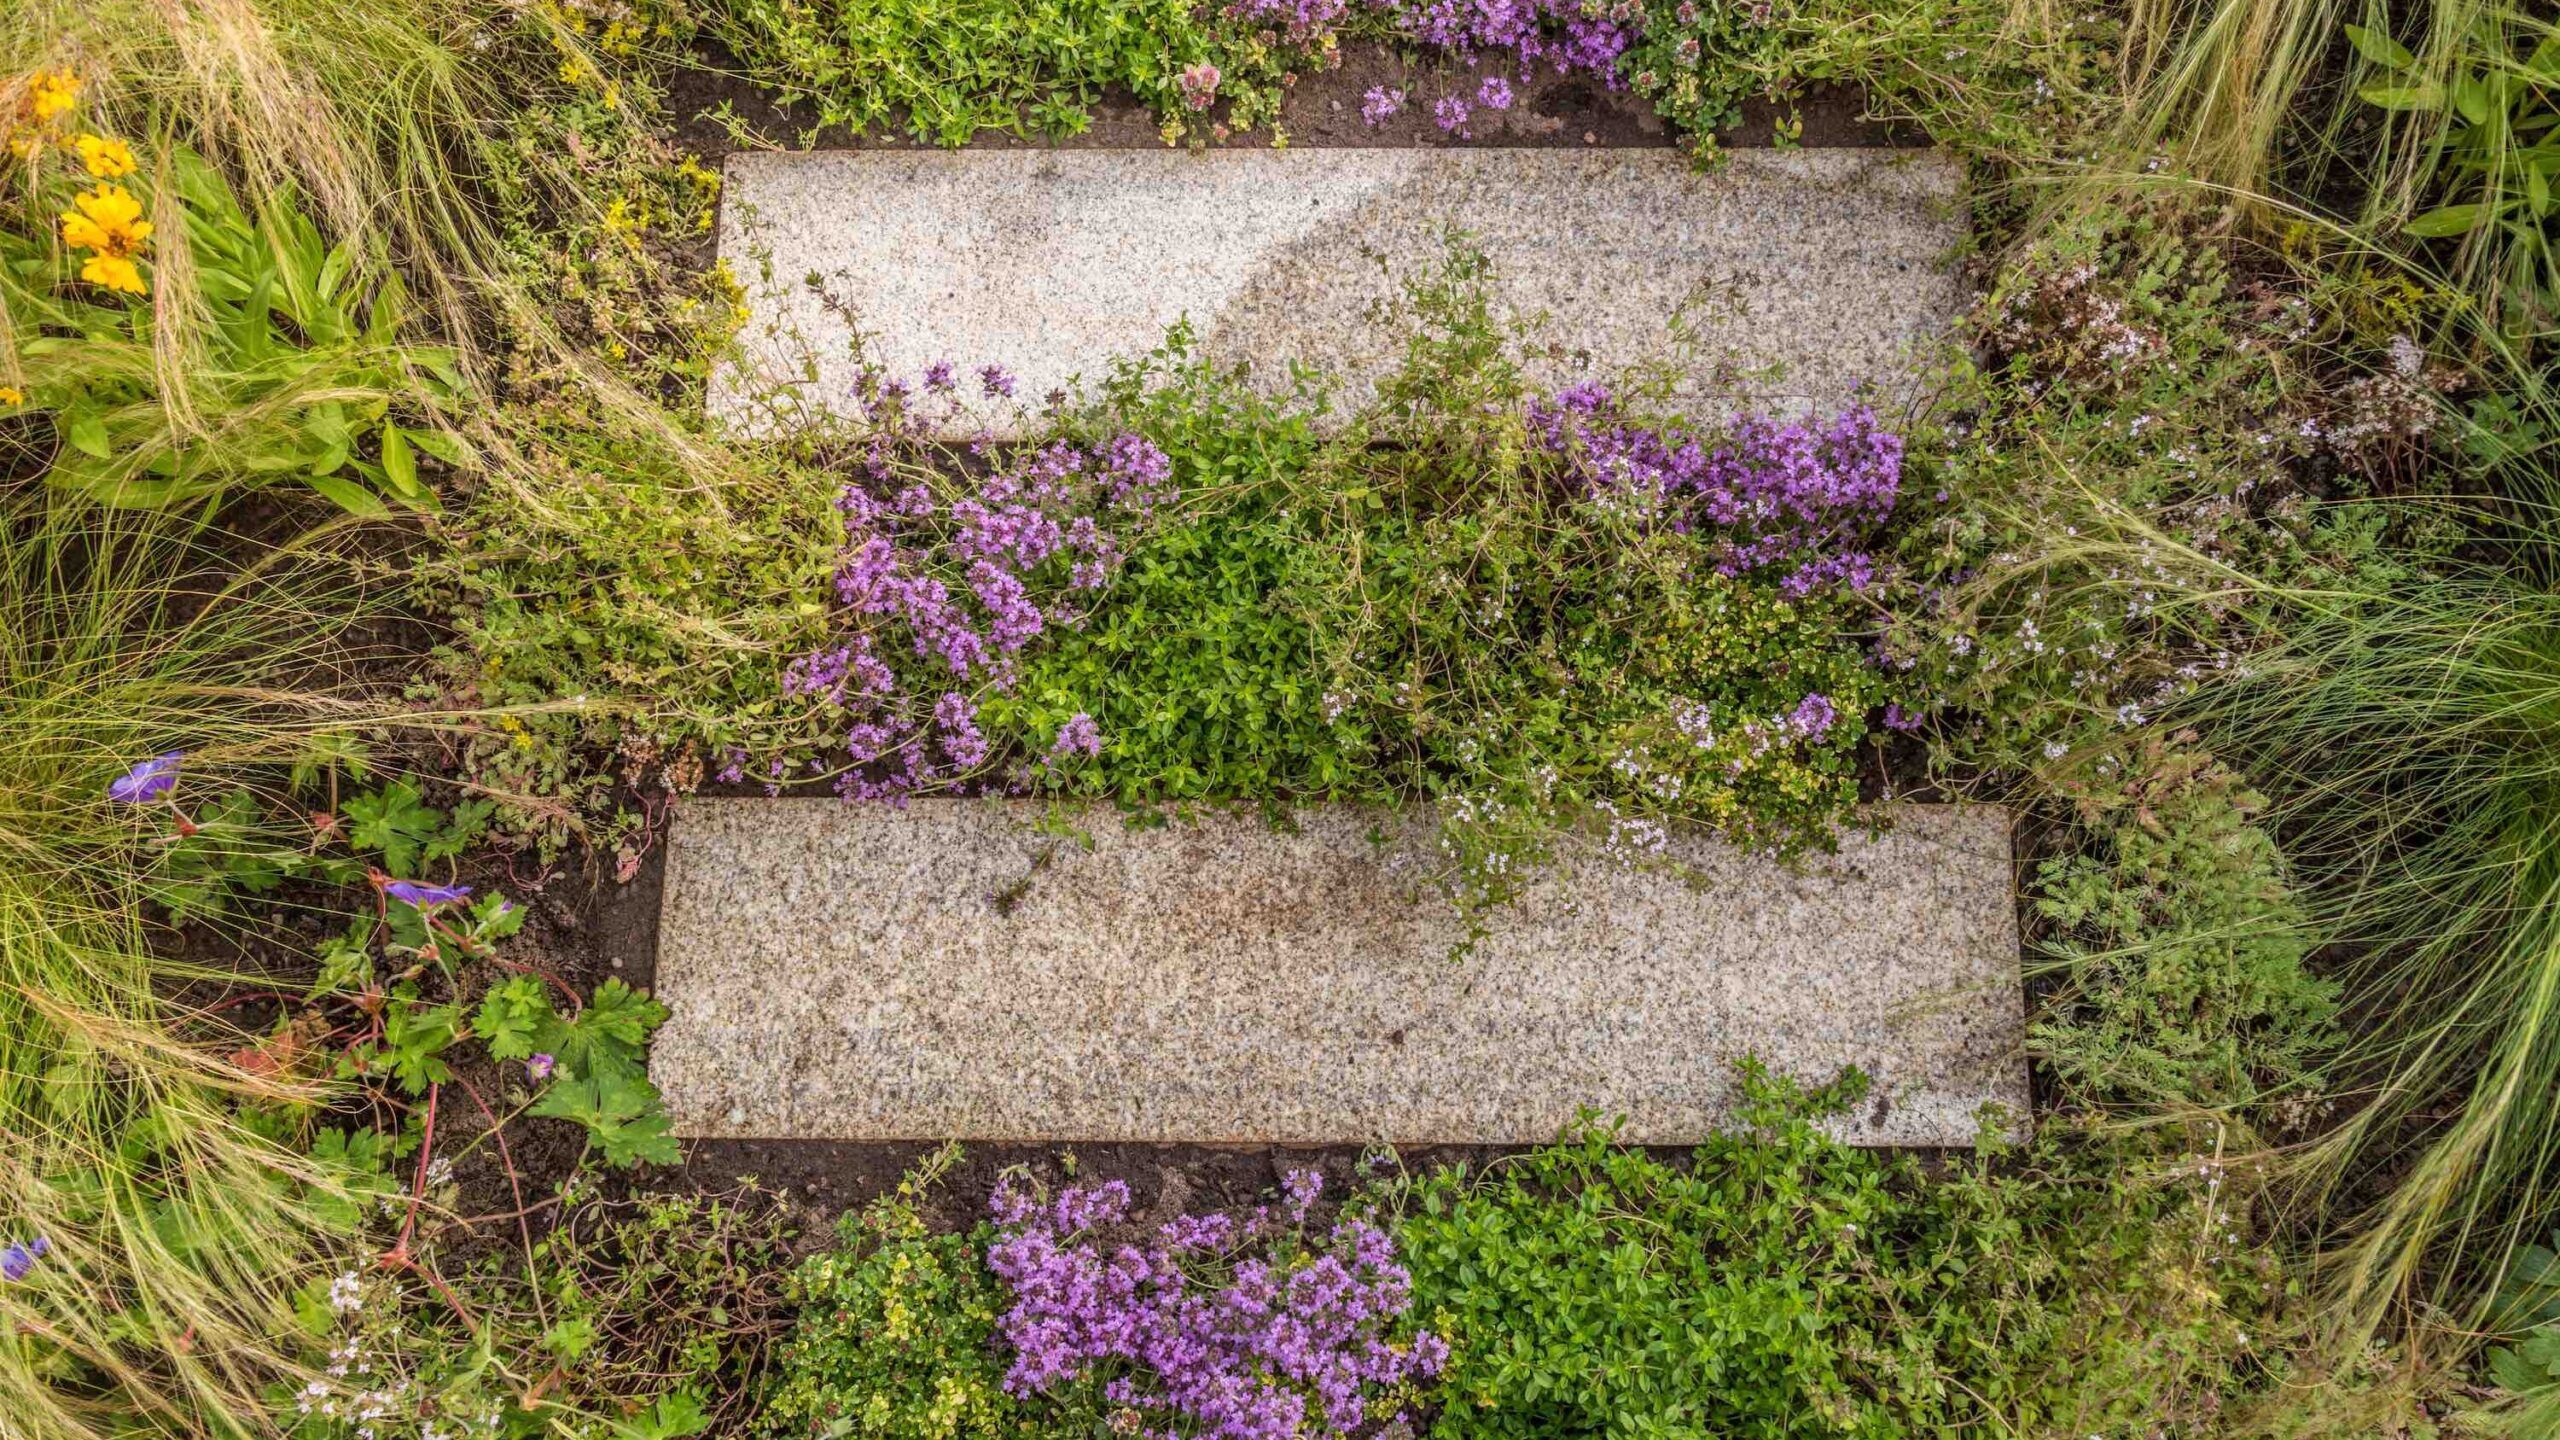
<box><xmin>393</xmin><ymin>1081</ymin><xmax>440</xmax><ymax>1258</ymax></box>
<box><xmin>380</xmin><ymin>1248</ymin><xmax>476</xmax><ymax>1328</ymax></box>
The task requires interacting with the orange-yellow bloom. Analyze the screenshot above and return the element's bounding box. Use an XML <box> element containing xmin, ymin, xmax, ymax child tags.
<box><xmin>0</xmin><ymin>386</ymin><xmax>24</xmax><ymax>407</ymax></box>
<box><xmin>61</xmin><ymin>183</ymin><xmax>150</xmax><ymax>257</ymax></box>
<box><xmin>60</xmin><ymin>184</ymin><xmax>151</xmax><ymax>295</ymax></box>
<box><xmin>74</xmin><ymin>133</ymin><xmax>134</xmax><ymax>178</ymax></box>
<box><xmin>26</xmin><ymin>72</ymin><xmax>77</xmax><ymax>123</ymax></box>
<box><xmin>79</xmin><ymin>253</ymin><xmax>145</xmax><ymax>294</ymax></box>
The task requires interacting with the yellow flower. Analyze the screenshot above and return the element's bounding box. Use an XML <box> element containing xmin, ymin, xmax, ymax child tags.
<box><xmin>61</xmin><ymin>183</ymin><xmax>151</xmax><ymax>258</ymax></box>
<box><xmin>0</xmin><ymin>386</ymin><xmax>23</xmax><ymax>407</ymax></box>
<box><xmin>79</xmin><ymin>253</ymin><xmax>145</xmax><ymax>294</ymax></box>
<box><xmin>26</xmin><ymin>72</ymin><xmax>77</xmax><ymax>123</ymax></box>
<box><xmin>74</xmin><ymin>133</ymin><xmax>134</xmax><ymax>178</ymax></box>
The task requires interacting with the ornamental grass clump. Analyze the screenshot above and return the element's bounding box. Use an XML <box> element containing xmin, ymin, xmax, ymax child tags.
<box><xmin>987</xmin><ymin>1172</ymin><xmax>1446</xmax><ymax>1440</ymax></box>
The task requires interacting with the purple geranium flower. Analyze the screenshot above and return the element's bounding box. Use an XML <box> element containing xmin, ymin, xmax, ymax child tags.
<box><xmin>384</xmin><ymin>880</ymin><xmax>472</xmax><ymax>909</ymax></box>
<box><xmin>2</xmin><ymin>1236</ymin><xmax>50</xmax><ymax>1282</ymax></box>
<box><xmin>527</xmin><ymin>1053</ymin><xmax>556</xmax><ymax>1082</ymax></box>
<box><xmin>108</xmin><ymin>751</ymin><xmax>183</xmax><ymax>804</ymax></box>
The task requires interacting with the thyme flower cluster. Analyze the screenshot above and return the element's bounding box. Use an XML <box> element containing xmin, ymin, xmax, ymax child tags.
<box><xmin>1529</xmin><ymin>385</ymin><xmax>1904</xmax><ymax>597</ymax></box>
<box><xmin>987</xmin><ymin>1174</ymin><xmax>1445</xmax><ymax>1440</ymax></box>
<box><xmin>776</xmin><ymin>365</ymin><xmax>1169</xmax><ymax>800</ymax></box>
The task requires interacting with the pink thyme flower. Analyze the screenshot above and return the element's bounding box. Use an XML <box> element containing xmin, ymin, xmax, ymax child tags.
<box><xmin>1178</xmin><ymin>61</ymin><xmax>1222</xmax><ymax>111</ymax></box>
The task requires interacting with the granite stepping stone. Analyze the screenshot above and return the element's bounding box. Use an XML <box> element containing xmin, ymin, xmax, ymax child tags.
<box><xmin>709</xmin><ymin>148</ymin><xmax>1964</xmax><ymax>435</ymax></box>
<box><xmin>647</xmin><ymin>801</ymin><xmax>2026</xmax><ymax>1147</ymax></box>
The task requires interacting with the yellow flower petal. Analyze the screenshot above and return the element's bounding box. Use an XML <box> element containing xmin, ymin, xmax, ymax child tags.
<box><xmin>27</xmin><ymin>72</ymin><xmax>78</xmax><ymax>123</ymax></box>
<box><xmin>0</xmin><ymin>386</ymin><xmax>24</xmax><ymax>407</ymax></box>
<box><xmin>78</xmin><ymin>252</ymin><xmax>146</xmax><ymax>295</ymax></box>
<box><xmin>60</xmin><ymin>212</ymin><xmax>109</xmax><ymax>251</ymax></box>
<box><xmin>60</xmin><ymin>184</ymin><xmax>150</xmax><ymax>258</ymax></box>
<box><xmin>74</xmin><ymin>133</ymin><xmax>134</xmax><ymax>179</ymax></box>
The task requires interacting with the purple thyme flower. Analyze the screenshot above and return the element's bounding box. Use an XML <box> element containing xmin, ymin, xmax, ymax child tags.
<box><xmin>978</xmin><ymin>364</ymin><xmax>1017</xmax><ymax>399</ymax></box>
<box><xmin>383</xmin><ymin>880</ymin><xmax>472</xmax><ymax>909</ymax></box>
<box><xmin>1883</xmin><ymin>703</ymin><xmax>1924</xmax><ymax>732</ymax></box>
<box><xmin>1227</xmin><ymin>0</ymin><xmax>1348</xmax><ymax>40</ymax></box>
<box><xmin>527</xmin><ymin>1053</ymin><xmax>556</xmax><ymax>1082</ymax></box>
<box><xmin>1281</xmin><ymin>1168</ymin><xmax>1323</xmax><ymax>1217</ymax></box>
<box><xmin>923</xmin><ymin>359</ymin><xmax>957</xmax><ymax>392</ymax></box>
<box><xmin>1433</xmin><ymin>94</ymin><xmax>1471</xmax><ymax>135</ymax></box>
<box><xmin>1478</xmin><ymin>75</ymin><xmax>1514</xmax><ymax>109</ymax></box>
<box><xmin>1049</xmin><ymin>712</ymin><xmax>1103</xmax><ymax>763</ymax></box>
<box><xmin>1789</xmin><ymin>693</ymin><xmax>1838</xmax><ymax>742</ymax></box>
<box><xmin>108</xmin><ymin>751</ymin><xmax>183</xmax><ymax>803</ymax></box>
<box><xmin>2</xmin><ymin>1236</ymin><xmax>49</xmax><ymax>1282</ymax></box>
<box><xmin>987</xmin><ymin>1177</ymin><xmax>1441</xmax><ymax>1438</ymax></box>
<box><xmin>1360</xmin><ymin>85</ymin><xmax>1406</xmax><ymax>125</ymax></box>
<box><xmin>1387</xmin><ymin>0</ymin><xmax>1636</xmax><ymax>87</ymax></box>
<box><xmin>1528</xmin><ymin>394</ymin><xmax>1902</xmax><ymax>594</ymax></box>
<box><xmin>935</xmin><ymin>692</ymin><xmax>990</xmax><ymax>769</ymax></box>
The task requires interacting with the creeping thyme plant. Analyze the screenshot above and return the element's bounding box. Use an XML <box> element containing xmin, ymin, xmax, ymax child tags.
<box><xmin>438</xmin><ymin>258</ymin><xmax>1912</xmax><ymax>906</ymax></box>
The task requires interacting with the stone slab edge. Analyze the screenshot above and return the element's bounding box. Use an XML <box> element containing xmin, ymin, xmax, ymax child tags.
<box><xmin>707</xmin><ymin>147</ymin><xmax>1965</xmax><ymax>437</ymax></box>
<box><xmin>648</xmin><ymin>800</ymin><xmax>2026</xmax><ymax>1148</ymax></box>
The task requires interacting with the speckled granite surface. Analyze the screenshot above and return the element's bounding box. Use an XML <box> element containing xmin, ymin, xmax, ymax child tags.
<box><xmin>708</xmin><ymin>149</ymin><xmax>1963</xmax><ymax>435</ymax></box>
<box><xmin>648</xmin><ymin>801</ymin><xmax>2025</xmax><ymax>1147</ymax></box>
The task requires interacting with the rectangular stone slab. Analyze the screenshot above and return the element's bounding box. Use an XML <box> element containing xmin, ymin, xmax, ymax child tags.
<box><xmin>709</xmin><ymin>148</ymin><xmax>1963</xmax><ymax>434</ymax></box>
<box><xmin>649</xmin><ymin>801</ymin><xmax>2025</xmax><ymax>1147</ymax></box>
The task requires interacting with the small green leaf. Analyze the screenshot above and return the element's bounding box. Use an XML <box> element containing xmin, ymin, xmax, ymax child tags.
<box><xmin>379</xmin><ymin>423</ymin><xmax>420</xmax><ymax>498</ymax></box>
<box><xmin>2452</xmin><ymin>74</ymin><xmax>2495</xmax><ymax>125</ymax></box>
<box><xmin>66</xmin><ymin>413</ymin><xmax>112</xmax><ymax>459</ymax></box>
<box><xmin>306</xmin><ymin>473</ymin><xmax>388</xmax><ymax>516</ymax></box>
<box><xmin>2343</xmin><ymin>22</ymin><xmax>2415</xmax><ymax>71</ymax></box>
<box><xmin>2406</xmin><ymin>201</ymin><xmax>2499</xmax><ymax>236</ymax></box>
<box><xmin>2357</xmin><ymin>83</ymin><xmax>2441</xmax><ymax>111</ymax></box>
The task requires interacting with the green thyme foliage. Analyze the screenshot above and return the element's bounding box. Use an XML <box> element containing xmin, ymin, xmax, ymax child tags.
<box><xmin>436</xmin><ymin>258</ymin><xmax>1893</xmax><ymax>893</ymax></box>
<box><xmin>2030</xmin><ymin>735</ymin><xmax>2338</xmax><ymax>1115</ymax></box>
<box><xmin>761</xmin><ymin>1149</ymin><xmax>1091</xmax><ymax>1440</ymax></box>
<box><xmin>1014</xmin><ymin>286</ymin><xmax>1887</xmax><ymax>880</ymax></box>
<box><xmin>709</xmin><ymin>0</ymin><xmax>1325</xmax><ymax>146</ymax></box>
<box><xmin>1395</xmin><ymin>1066</ymin><xmax>2277</xmax><ymax>1440</ymax></box>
